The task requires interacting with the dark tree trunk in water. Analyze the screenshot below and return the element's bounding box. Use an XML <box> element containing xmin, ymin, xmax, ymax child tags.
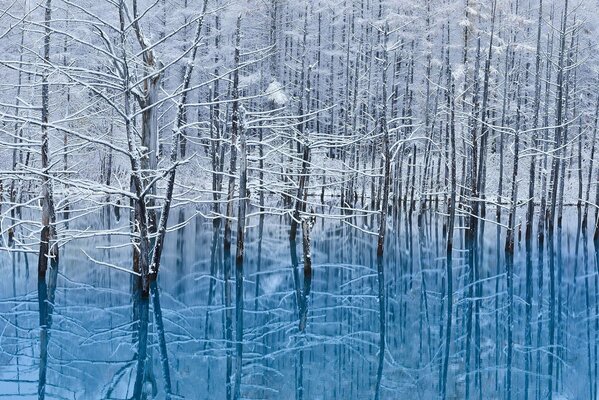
<box><xmin>374</xmin><ymin>25</ymin><xmax>390</xmax><ymax>400</ymax></box>
<box><xmin>150</xmin><ymin>281</ymin><xmax>172</xmax><ymax>398</ymax></box>
<box><xmin>149</xmin><ymin>0</ymin><xmax>208</xmax><ymax>282</ymax></box>
<box><xmin>290</xmin><ymin>9</ymin><xmax>311</xmax><ymax>242</ymax></box>
<box><xmin>583</xmin><ymin>94</ymin><xmax>599</xmax><ymax>228</ymax></box>
<box><xmin>525</xmin><ymin>0</ymin><xmax>543</xmax><ymax>240</ymax></box>
<box><xmin>299</xmin><ymin>218</ymin><xmax>313</xmax><ymax>332</ymax></box>
<box><xmin>548</xmin><ymin>0</ymin><xmax>569</xmax><ymax>233</ymax></box>
<box><xmin>297</xmin><ymin>216</ymin><xmax>314</xmax><ymax>399</ymax></box>
<box><xmin>38</xmin><ymin>257</ymin><xmax>58</xmax><ymax>400</ymax></box>
<box><xmin>441</xmin><ymin>73</ymin><xmax>456</xmax><ymax>400</ymax></box>
<box><xmin>132</xmin><ymin>0</ymin><xmax>162</xmax><ymax>234</ymax></box>
<box><xmin>376</xmin><ymin>24</ymin><xmax>390</xmax><ymax>258</ymax></box>
<box><xmin>505</xmin><ymin>72</ymin><xmax>522</xmax><ymax>400</ymax></box>
<box><xmin>232</xmin><ymin>17</ymin><xmax>246</xmax><ymax>400</ymax></box>
<box><xmin>38</xmin><ymin>0</ymin><xmax>59</xmax><ymax>278</ymax></box>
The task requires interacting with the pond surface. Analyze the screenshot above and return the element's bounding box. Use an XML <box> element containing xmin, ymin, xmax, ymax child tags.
<box><xmin>0</xmin><ymin>207</ymin><xmax>596</xmax><ymax>399</ymax></box>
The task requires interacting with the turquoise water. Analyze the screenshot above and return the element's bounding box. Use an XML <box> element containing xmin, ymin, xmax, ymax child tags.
<box><xmin>0</xmin><ymin>207</ymin><xmax>594</xmax><ymax>399</ymax></box>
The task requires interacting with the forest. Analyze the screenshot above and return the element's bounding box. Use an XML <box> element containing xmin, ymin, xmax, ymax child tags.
<box><xmin>1</xmin><ymin>0</ymin><xmax>599</xmax><ymax>399</ymax></box>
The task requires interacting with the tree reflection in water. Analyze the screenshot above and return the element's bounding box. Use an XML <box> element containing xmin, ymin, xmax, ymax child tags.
<box><xmin>0</xmin><ymin>208</ymin><xmax>597</xmax><ymax>399</ymax></box>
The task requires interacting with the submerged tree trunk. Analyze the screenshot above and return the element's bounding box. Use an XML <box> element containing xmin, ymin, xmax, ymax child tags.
<box><xmin>232</xmin><ymin>16</ymin><xmax>245</xmax><ymax>400</ymax></box>
<box><xmin>290</xmin><ymin>9</ymin><xmax>311</xmax><ymax>242</ymax></box>
<box><xmin>132</xmin><ymin>0</ymin><xmax>163</xmax><ymax>234</ymax></box>
<box><xmin>149</xmin><ymin>0</ymin><xmax>208</xmax><ymax>282</ymax></box>
<box><xmin>548</xmin><ymin>1</ymin><xmax>569</xmax><ymax>232</ymax></box>
<box><xmin>376</xmin><ymin>23</ymin><xmax>390</xmax><ymax>258</ymax></box>
<box><xmin>583</xmin><ymin>94</ymin><xmax>599</xmax><ymax>228</ymax></box>
<box><xmin>505</xmin><ymin>93</ymin><xmax>521</xmax><ymax>400</ymax></box>
<box><xmin>525</xmin><ymin>0</ymin><xmax>543</xmax><ymax>240</ymax></box>
<box><xmin>441</xmin><ymin>75</ymin><xmax>456</xmax><ymax>400</ymax></box>
<box><xmin>37</xmin><ymin>256</ymin><xmax>58</xmax><ymax>400</ymax></box>
<box><xmin>297</xmin><ymin>216</ymin><xmax>314</xmax><ymax>399</ymax></box>
<box><xmin>38</xmin><ymin>0</ymin><xmax>59</xmax><ymax>278</ymax></box>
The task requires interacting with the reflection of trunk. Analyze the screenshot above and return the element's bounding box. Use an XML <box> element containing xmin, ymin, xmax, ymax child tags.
<box><xmin>36</xmin><ymin>3</ymin><xmax>56</xmax><ymax>378</ymax></box>
<box><xmin>150</xmin><ymin>281</ymin><xmax>172</xmax><ymax>398</ymax></box>
<box><xmin>204</xmin><ymin>222</ymin><xmax>220</xmax><ymax>349</ymax></box>
<box><xmin>254</xmin><ymin>215</ymin><xmax>265</xmax><ymax>311</ymax></box>
<box><xmin>38</xmin><ymin>278</ymin><xmax>49</xmax><ymax>399</ymax></box>
<box><xmin>505</xmin><ymin>84</ymin><xmax>521</xmax><ymax>400</ymax></box>
<box><xmin>295</xmin><ymin>218</ymin><xmax>314</xmax><ymax>400</ymax></box>
<box><xmin>299</xmin><ymin>218</ymin><xmax>314</xmax><ymax>332</ymax></box>
<box><xmin>233</xmin><ymin>21</ymin><xmax>246</xmax><ymax>399</ymax></box>
<box><xmin>290</xmin><ymin>240</ymin><xmax>301</xmax><ymax>316</ymax></box>
<box><xmin>289</xmin><ymin>238</ymin><xmax>302</xmax><ymax>398</ymax></box>
<box><xmin>223</xmin><ymin>30</ymin><xmax>240</xmax><ymax>396</ymax></box>
<box><xmin>474</xmin><ymin>204</ymin><xmax>483</xmax><ymax>400</ymax></box>
<box><xmin>547</xmin><ymin>228</ymin><xmax>556</xmax><ymax>400</ymax></box>
<box><xmin>224</xmin><ymin>246</ymin><xmax>233</xmax><ymax>400</ymax></box>
<box><xmin>555</xmin><ymin>226</ymin><xmax>564</xmax><ymax>391</ymax></box>
<box><xmin>38</xmin><ymin>258</ymin><xmax>58</xmax><ymax>400</ymax></box>
<box><xmin>581</xmin><ymin>212</ymin><xmax>594</xmax><ymax>400</ymax></box>
<box><xmin>535</xmin><ymin>211</ymin><xmax>545</xmax><ymax>398</ymax></box>
<box><xmin>132</xmin><ymin>293</ymin><xmax>151</xmax><ymax>399</ymax></box>
<box><xmin>374</xmin><ymin>255</ymin><xmax>386</xmax><ymax>400</ymax></box>
<box><xmin>440</xmin><ymin>48</ymin><xmax>456</xmax><ymax>397</ymax></box>
<box><xmin>417</xmin><ymin>219</ymin><xmax>432</xmax><ymax>364</ymax></box>
<box><xmin>11</xmin><ymin>254</ymin><xmax>22</xmax><ymax>386</ymax></box>
<box><xmin>464</xmin><ymin>220</ymin><xmax>476</xmax><ymax>400</ymax></box>
<box><xmin>465</xmin><ymin>33</ymin><xmax>484</xmax><ymax>400</ymax></box>
<box><xmin>547</xmin><ymin>10</ymin><xmax>566</xmax><ymax>380</ymax></box>
<box><xmin>524</xmin><ymin>219</ymin><xmax>534</xmax><ymax>400</ymax></box>
<box><xmin>592</xmin><ymin>237</ymin><xmax>599</xmax><ymax>400</ymax></box>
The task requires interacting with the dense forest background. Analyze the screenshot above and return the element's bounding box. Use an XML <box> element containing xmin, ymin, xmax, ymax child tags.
<box><xmin>2</xmin><ymin>0</ymin><xmax>599</xmax><ymax>246</ymax></box>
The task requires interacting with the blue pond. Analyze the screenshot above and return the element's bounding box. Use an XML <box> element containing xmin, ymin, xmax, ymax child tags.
<box><xmin>0</xmin><ymin>207</ymin><xmax>595</xmax><ymax>399</ymax></box>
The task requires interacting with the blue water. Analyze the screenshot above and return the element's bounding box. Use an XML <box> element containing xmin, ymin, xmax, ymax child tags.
<box><xmin>0</xmin><ymin>207</ymin><xmax>594</xmax><ymax>399</ymax></box>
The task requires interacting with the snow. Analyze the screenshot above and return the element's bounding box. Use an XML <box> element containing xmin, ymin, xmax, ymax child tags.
<box><xmin>265</xmin><ymin>80</ymin><xmax>288</xmax><ymax>106</ymax></box>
